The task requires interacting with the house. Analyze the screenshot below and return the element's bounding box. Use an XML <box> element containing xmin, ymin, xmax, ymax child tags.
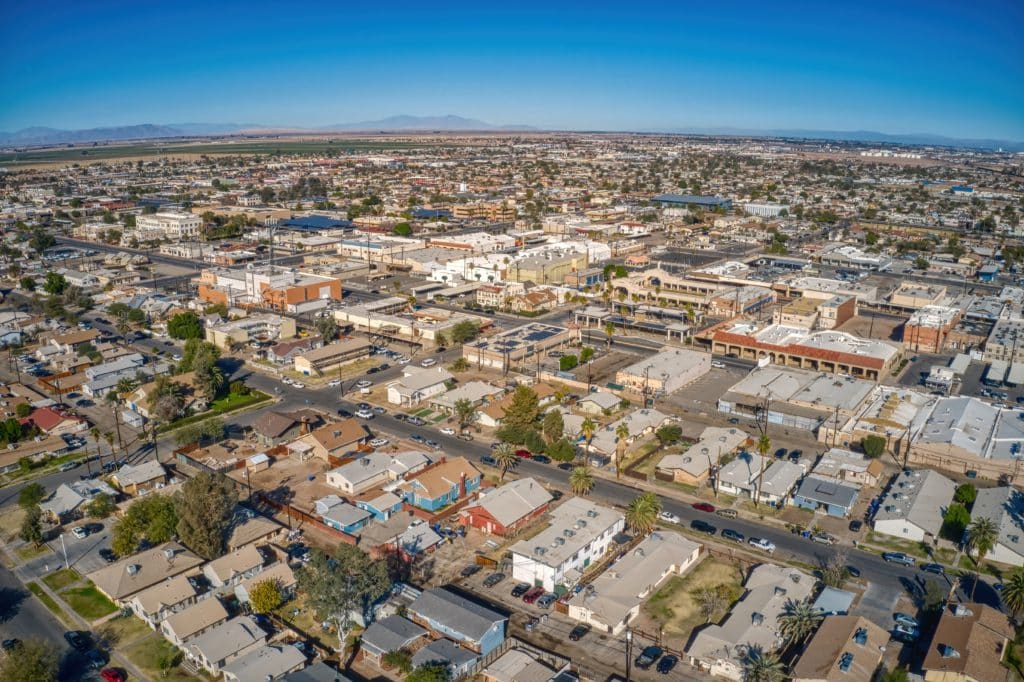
<box><xmin>576</xmin><ymin>391</ymin><xmax>621</xmax><ymax>415</ymax></box>
<box><xmin>235</xmin><ymin>562</ymin><xmax>297</xmax><ymax>607</ymax></box>
<box><xmin>202</xmin><ymin>544</ymin><xmax>267</xmax><ymax>590</ymax></box>
<box><xmin>185</xmin><ymin>615</ymin><xmax>268</xmax><ymax>675</ymax></box>
<box><xmin>969</xmin><ymin>487</ymin><xmax>1024</xmax><ymax>566</ymax></box>
<box><xmin>39</xmin><ymin>479</ymin><xmax>118</xmax><ymax>523</ymax></box>
<box><xmin>687</xmin><ymin>564</ymin><xmax>816</xmax><ymax>680</ymax></box>
<box><xmin>791</xmin><ymin>615</ymin><xmax>889</xmax><ymax>682</ymax></box>
<box><xmin>162</xmin><ymin>597</ymin><xmax>231</xmax><ymax>647</ymax></box>
<box><xmin>222</xmin><ymin>644</ymin><xmax>308</xmax><ymax>682</ymax></box>
<box><xmin>477</xmin><ymin>383</ymin><xmax>558</xmax><ymax>428</ymax></box>
<box><xmin>792</xmin><ymin>475</ymin><xmax>861</xmax><ymax>518</ymax></box>
<box><xmin>566</xmin><ymin>531</ymin><xmax>702</xmax><ymax>635</ymax></box>
<box><xmin>88</xmin><ymin>542</ymin><xmax>205</xmax><ymax>603</ymax></box>
<box><xmin>297</xmin><ymin>419</ymin><xmax>372</xmax><ymax>461</ymax></box>
<box><xmin>460</xmin><ymin>477</ymin><xmax>552</xmax><ymax>536</ymax></box>
<box><xmin>395</xmin><ymin>456</ymin><xmax>482</xmax><ymax>512</ymax></box>
<box><xmin>587</xmin><ymin>409</ymin><xmax>673</xmax><ymax>457</ymax></box>
<box><xmin>715</xmin><ymin>453</ymin><xmax>803</xmax><ymax>507</ymax></box>
<box><xmin>252</xmin><ymin>409</ymin><xmax>324</xmax><ymax>446</ymax></box>
<box><xmin>922</xmin><ymin>603</ymin><xmax>1013</xmax><ymax>682</ymax></box>
<box><xmin>267</xmin><ymin>336</ymin><xmax>323</xmax><ymax>365</ymax></box>
<box><xmin>873</xmin><ymin>469</ymin><xmax>955</xmax><ymax>543</ymax></box>
<box><xmin>127</xmin><ymin>371</ymin><xmax>208</xmax><ymax>420</ymax></box>
<box><xmin>384</xmin><ymin>522</ymin><xmax>445</xmax><ymax>557</ymax></box>
<box><xmin>407</xmin><ymin>587</ymin><xmax>507</xmax><ymax>656</ymax></box>
<box><xmin>657</xmin><ymin>426</ymin><xmax>748</xmax><ymax>485</ymax></box>
<box><xmin>294</xmin><ymin>338</ymin><xmax>372</xmax><ymax>376</ymax></box>
<box><xmin>20</xmin><ymin>406</ymin><xmax>86</xmax><ymax>435</ymax></box>
<box><xmin>356</xmin><ymin>490</ymin><xmax>405</xmax><ymax>521</ymax></box>
<box><xmin>359</xmin><ymin>614</ymin><xmax>428</xmax><ymax>666</ymax></box>
<box><xmin>812</xmin><ymin>587</ymin><xmax>855</xmax><ymax>616</ymax></box>
<box><xmin>386</xmin><ymin>366</ymin><xmax>454</xmax><ymax>406</ymax></box>
<box><xmin>481</xmin><ymin>648</ymin><xmax>563</xmax><ymax>682</ymax></box>
<box><xmin>429</xmin><ymin>381</ymin><xmax>505</xmax><ymax>416</ymax></box>
<box><xmin>282</xmin><ymin>662</ymin><xmax>351</xmax><ymax>682</ymax></box>
<box><xmin>110</xmin><ymin>460</ymin><xmax>168</xmax><ymax>496</ymax></box>
<box><xmin>411</xmin><ymin>638</ymin><xmax>479</xmax><ymax>679</ymax></box>
<box><xmin>810</xmin><ymin>448</ymin><xmax>884</xmax><ymax>488</ymax></box>
<box><xmin>509</xmin><ymin>497</ymin><xmax>625</xmax><ymax>592</ymax></box>
<box><xmin>325</xmin><ymin>451</ymin><xmax>432</xmax><ymax>495</ymax></box>
<box><xmin>314</xmin><ymin>495</ymin><xmax>374</xmax><ymax>534</ymax></box>
<box><xmin>42</xmin><ymin>328</ymin><xmax>101</xmax><ymax>353</ymax></box>
<box><xmin>127</xmin><ymin>573</ymin><xmax>199</xmax><ymax>627</ymax></box>
<box><xmin>227</xmin><ymin>511</ymin><xmax>284</xmax><ymax>551</ymax></box>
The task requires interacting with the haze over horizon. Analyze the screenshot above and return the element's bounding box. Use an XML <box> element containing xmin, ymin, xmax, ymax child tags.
<box><xmin>2</xmin><ymin>0</ymin><xmax>1022</xmax><ymax>142</ymax></box>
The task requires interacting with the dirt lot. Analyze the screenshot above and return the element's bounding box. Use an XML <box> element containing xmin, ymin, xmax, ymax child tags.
<box><xmin>230</xmin><ymin>453</ymin><xmax>335</xmax><ymax>510</ymax></box>
<box><xmin>638</xmin><ymin>556</ymin><xmax>745</xmax><ymax>644</ymax></box>
<box><xmin>837</xmin><ymin>314</ymin><xmax>905</xmax><ymax>344</ymax></box>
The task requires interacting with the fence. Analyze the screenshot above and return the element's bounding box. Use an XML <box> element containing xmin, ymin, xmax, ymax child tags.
<box><xmin>253</xmin><ymin>491</ymin><xmax>359</xmax><ymax>546</ymax></box>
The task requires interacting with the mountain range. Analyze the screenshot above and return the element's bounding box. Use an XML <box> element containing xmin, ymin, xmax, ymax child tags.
<box><xmin>1</xmin><ymin>115</ymin><xmax>1020</xmax><ymax>151</ymax></box>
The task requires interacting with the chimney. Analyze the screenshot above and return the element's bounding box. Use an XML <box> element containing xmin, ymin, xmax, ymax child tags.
<box><xmin>301</xmin><ymin>417</ymin><xmax>310</xmax><ymax>435</ymax></box>
<box><xmin>459</xmin><ymin>472</ymin><xmax>467</xmax><ymax>499</ymax></box>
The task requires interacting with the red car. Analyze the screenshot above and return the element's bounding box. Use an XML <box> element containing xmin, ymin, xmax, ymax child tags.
<box><xmin>515</xmin><ymin>449</ymin><xmax>533</xmax><ymax>458</ymax></box>
<box><xmin>522</xmin><ymin>586</ymin><xmax>545</xmax><ymax>603</ymax></box>
<box><xmin>692</xmin><ymin>502</ymin><xmax>716</xmax><ymax>513</ymax></box>
<box><xmin>101</xmin><ymin>670</ymin><xmax>126</xmax><ymax>682</ymax></box>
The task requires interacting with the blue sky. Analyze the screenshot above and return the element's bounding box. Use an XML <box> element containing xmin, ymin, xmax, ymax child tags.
<box><xmin>2</xmin><ymin>0</ymin><xmax>1022</xmax><ymax>139</ymax></box>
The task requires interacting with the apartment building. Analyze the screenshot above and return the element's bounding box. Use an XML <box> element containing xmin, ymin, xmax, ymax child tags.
<box><xmin>293</xmin><ymin>338</ymin><xmax>372</xmax><ymax>376</ymax></box>
<box><xmin>451</xmin><ymin>200</ymin><xmax>517</xmax><ymax>221</ymax></box>
<box><xmin>205</xmin><ymin>313</ymin><xmax>296</xmax><ymax>349</ymax></box>
<box><xmin>135</xmin><ymin>212</ymin><xmax>201</xmax><ymax>240</ymax></box>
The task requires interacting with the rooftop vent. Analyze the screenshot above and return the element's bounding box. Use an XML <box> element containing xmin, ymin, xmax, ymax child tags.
<box><xmin>853</xmin><ymin>628</ymin><xmax>868</xmax><ymax>646</ymax></box>
<box><xmin>952</xmin><ymin>604</ymin><xmax>973</xmax><ymax>618</ymax></box>
<box><xmin>126</xmin><ymin>564</ymin><xmax>140</xmax><ymax>576</ymax></box>
<box><xmin>751</xmin><ymin>612</ymin><xmax>764</xmax><ymax>626</ymax></box>
<box><xmin>838</xmin><ymin>652</ymin><xmax>854</xmax><ymax>672</ymax></box>
<box><xmin>939</xmin><ymin>644</ymin><xmax>960</xmax><ymax>659</ymax></box>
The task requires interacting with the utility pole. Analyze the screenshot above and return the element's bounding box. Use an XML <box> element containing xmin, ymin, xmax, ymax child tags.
<box><xmin>625</xmin><ymin>629</ymin><xmax>633</xmax><ymax>682</ymax></box>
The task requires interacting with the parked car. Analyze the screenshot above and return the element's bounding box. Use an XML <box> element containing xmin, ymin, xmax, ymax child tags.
<box><xmin>882</xmin><ymin>552</ymin><xmax>915</xmax><ymax>566</ymax></box>
<box><xmin>64</xmin><ymin>631</ymin><xmax>89</xmax><ymax>651</ymax></box>
<box><xmin>892</xmin><ymin>623</ymin><xmax>919</xmax><ymax>641</ymax></box>
<box><xmin>511</xmin><ymin>583</ymin><xmax>531</xmax><ymax>598</ymax></box>
<box><xmin>421</xmin><ymin>358</ymin><xmax>437</xmax><ymax>367</ymax></box>
<box><xmin>537</xmin><ymin>593</ymin><xmax>558</xmax><ymax>608</ymax></box>
<box><xmin>522</xmin><ymin>587</ymin><xmax>545</xmax><ymax>604</ymax></box>
<box><xmin>774</xmin><ymin>447</ymin><xmax>787</xmax><ymax>458</ymax></box>
<box><xmin>425</xmin><ymin>440</ymin><xmax>442</xmax><ymax>450</ymax></box>
<box><xmin>460</xmin><ymin>564</ymin><xmax>481</xmax><ymax>578</ymax></box>
<box><xmin>355</xmin><ymin>409</ymin><xmax>374</xmax><ymax>419</ymax></box>
<box><xmin>327</xmin><ymin>379</ymin><xmax>341</xmax><ymax>387</ymax></box>
<box><xmin>557</xmin><ymin>462</ymin><xmax>574</xmax><ymax>471</ymax></box>
<box><xmin>440</xmin><ymin>427</ymin><xmax>456</xmax><ymax>435</ymax></box>
<box><xmin>58</xmin><ymin>461</ymin><xmax>79</xmax><ymax>472</ymax></box>
<box><xmin>920</xmin><ymin>563</ymin><xmax>945</xmax><ymax>575</ymax></box>
<box><xmin>355</xmin><ymin>380</ymin><xmax>373</xmax><ymax>388</ymax></box>
<box><xmin>409</xmin><ymin>433</ymin><xmax>425</xmax><ymax>443</ymax></box>
<box><xmin>812</xmin><ymin>533</ymin><xmax>836</xmax><ymax>546</ymax></box>
<box><xmin>369</xmin><ymin>438</ymin><xmax>389</xmax><ymax>448</ymax></box>
<box><xmin>657</xmin><ymin>510</ymin><xmax>681</xmax><ymax>524</ymax></box>
<box><xmin>690</xmin><ymin>520</ymin><xmax>717</xmax><ymax>535</ymax></box>
<box><xmin>481</xmin><ymin>456</ymin><xmax>498</xmax><ymax>467</ymax></box>
<box><xmin>721</xmin><ymin>528</ymin><xmax>744</xmax><ymax>543</ymax></box>
<box><xmin>748</xmin><ymin>537</ymin><xmax>776</xmax><ymax>553</ymax></box>
<box><xmin>848</xmin><ymin>519</ymin><xmax>863</xmax><ymax>532</ymax></box>
<box><xmin>483</xmin><ymin>572</ymin><xmax>505</xmax><ymax>587</ymax></box>
<box><xmin>692</xmin><ymin>502</ymin><xmax>715</xmax><ymax>513</ymax></box>
<box><xmin>569</xmin><ymin>624</ymin><xmax>590</xmax><ymax>641</ymax></box>
<box><xmin>716</xmin><ymin>508</ymin><xmax>738</xmax><ymax>519</ymax></box>
<box><xmin>893</xmin><ymin>613</ymin><xmax>919</xmax><ymax>628</ymax></box>
<box><xmin>71</xmin><ymin>526</ymin><xmax>88</xmax><ymax>539</ymax></box>
<box><xmin>635</xmin><ymin>646</ymin><xmax>663</xmax><ymax>670</ymax></box>
<box><xmin>98</xmin><ymin>548</ymin><xmax>117</xmax><ymax>563</ymax></box>
<box><xmin>657</xmin><ymin>654</ymin><xmax>678</xmax><ymax>674</ymax></box>
<box><xmin>531</xmin><ymin>454</ymin><xmax>551</xmax><ymax>464</ymax></box>
<box><xmin>846</xmin><ymin>565</ymin><xmax>861</xmax><ymax>578</ymax></box>
<box><xmin>515</xmin><ymin>449</ymin><xmax>532</xmax><ymax>458</ymax></box>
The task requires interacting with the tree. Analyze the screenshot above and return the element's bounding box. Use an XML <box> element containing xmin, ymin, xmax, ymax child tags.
<box><xmin>655</xmin><ymin>424</ymin><xmax>682</xmax><ymax>447</ymax></box>
<box><xmin>614</xmin><ymin>422</ymin><xmax>630</xmax><ymax>479</ymax></box>
<box><xmin>603</xmin><ymin>322</ymin><xmax>615</xmax><ymax>348</ymax></box>
<box><xmin>879</xmin><ymin>668</ymin><xmax>909</xmax><ymax>682</ymax></box>
<box><xmin>570</xmin><ymin>467</ymin><xmax>594</xmax><ymax>495</ymax></box>
<box><xmin>19</xmin><ymin>504</ymin><xmax>42</xmax><ymax>545</ymax></box>
<box><xmin>1000</xmin><ymin>567</ymin><xmax>1024</xmax><ymax>619</ymax></box>
<box><xmin>19</xmin><ymin>276</ymin><xmax>36</xmax><ymax>291</ymax></box>
<box><xmin>967</xmin><ymin>516</ymin><xmax>998</xmax><ymax>598</ymax></box>
<box><xmin>542</xmin><ymin>409</ymin><xmax>564</xmax><ymax>444</ymax></box>
<box><xmin>111</xmin><ymin>494</ymin><xmax>178</xmax><ymax>555</ymax></box>
<box><xmin>741</xmin><ymin>646</ymin><xmax>785</xmax><ymax>682</ymax></box>
<box><xmin>192</xmin><ymin>351</ymin><xmax>225</xmax><ymax>400</ymax></box>
<box><xmin>694</xmin><ymin>587</ymin><xmax>725</xmax><ymax>623</ymax></box>
<box><xmin>296</xmin><ymin>545</ymin><xmax>389</xmax><ymax>659</ymax></box>
<box><xmin>407</xmin><ymin>663</ymin><xmax>450</xmax><ymax>682</ymax></box>
<box><xmin>754</xmin><ymin>433</ymin><xmax>771</xmax><ymax>508</ymax></box>
<box><xmin>860</xmin><ymin>435</ymin><xmax>886</xmax><ymax>459</ymax></box>
<box><xmin>626</xmin><ymin>492</ymin><xmax>661</xmax><ymax>535</ymax></box>
<box><xmin>0</xmin><ymin>638</ymin><xmax>59</xmax><ymax>682</ymax></box>
<box><xmin>940</xmin><ymin>503</ymin><xmax>971</xmax><ymax>541</ymax></box>
<box><xmin>173</xmin><ymin>417</ymin><xmax>225</xmax><ymax>447</ymax></box>
<box><xmin>382</xmin><ymin>649</ymin><xmax>414</xmax><ymax>674</ymax></box>
<box><xmin>559</xmin><ymin>355</ymin><xmax>579</xmax><ymax>371</ymax></box>
<box><xmin>453</xmin><ymin>399</ymin><xmax>477</xmax><ymax>432</ymax></box>
<box><xmin>954</xmin><ymin>483</ymin><xmax>977</xmax><ymax>507</ymax></box>
<box><xmin>248</xmin><ymin>578</ymin><xmax>283</xmax><ymax>614</ymax></box>
<box><xmin>14</xmin><ymin>402</ymin><xmax>32</xmax><ymax>418</ymax></box>
<box><xmin>492</xmin><ymin>443</ymin><xmax>518</xmax><ymax>481</ymax></box>
<box><xmin>156</xmin><ymin>646</ymin><xmax>182</xmax><ymax>675</ymax></box>
<box><xmin>546</xmin><ymin>437</ymin><xmax>575</xmax><ymax>462</ymax></box>
<box><xmin>314</xmin><ymin>316</ymin><xmax>338</xmax><ymax>341</ymax></box>
<box><xmin>913</xmin><ymin>256</ymin><xmax>929</xmax><ymax>271</ymax></box>
<box><xmin>504</xmin><ymin>385</ymin><xmax>540</xmax><ymax>431</ymax></box>
<box><xmin>167</xmin><ymin>311</ymin><xmax>203</xmax><ymax>340</ymax></box>
<box><xmin>449</xmin><ymin>357</ymin><xmax>470</xmax><ymax>372</ymax></box>
<box><xmin>434</xmin><ymin>331</ymin><xmax>447</xmax><ymax>349</ymax></box>
<box><xmin>86</xmin><ymin>493</ymin><xmax>115</xmax><ymax>519</ymax></box>
<box><xmin>28</xmin><ymin>229</ymin><xmax>55</xmax><ymax>256</ymax></box>
<box><xmin>42</xmin><ymin>272</ymin><xmax>68</xmax><ymax>295</ymax></box>
<box><xmin>449</xmin><ymin>320</ymin><xmax>481</xmax><ymax>344</ymax></box>
<box><xmin>820</xmin><ymin>550</ymin><xmax>850</xmax><ymax>588</ymax></box>
<box><xmin>579</xmin><ymin>346</ymin><xmax>595</xmax><ymax>363</ymax></box>
<box><xmin>18</xmin><ymin>483</ymin><xmax>46</xmax><ymax>509</ymax></box>
<box><xmin>580</xmin><ymin>418</ymin><xmax>597</xmax><ymax>453</ymax></box>
<box><xmin>777</xmin><ymin>598</ymin><xmax>823</xmax><ymax>650</ymax></box>
<box><xmin>174</xmin><ymin>472</ymin><xmax>238</xmax><ymax>560</ymax></box>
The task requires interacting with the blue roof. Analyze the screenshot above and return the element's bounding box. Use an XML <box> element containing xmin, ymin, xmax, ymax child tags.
<box><xmin>651</xmin><ymin>194</ymin><xmax>731</xmax><ymax>207</ymax></box>
<box><xmin>951</xmin><ymin>186</ymin><xmax>974</xmax><ymax>192</ymax></box>
<box><xmin>279</xmin><ymin>215</ymin><xmax>353</xmax><ymax>231</ymax></box>
<box><xmin>411</xmin><ymin>208</ymin><xmax>452</xmax><ymax>219</ymax></box>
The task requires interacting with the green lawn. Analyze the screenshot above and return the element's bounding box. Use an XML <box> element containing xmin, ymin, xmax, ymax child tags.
<box><xmin>97</xmin><ymin>614</ymin><xmax>151</xmax><ymax>648</ymax></box>
<box><xmin>643</xmin><ymin>558</ymin><xmax>744</xmax><ymax>638</ymax></box>
<box><xmin>26</xmin><ymin>582</ymin><xmax>70</xmax><ymax>624</ymax></box>
<box><xmin>161</xmin><ymin>390</ymin><xmax>271</xmax><ymax>432</ymax></box>
<box><xmin>15</xmin><ymin>543</ymin><xmax>53</xmax><ymax>562</ymax></box>
<box><xmin>60</xmin><ymin>584</ymin><xmax>118</xmax><ymax>620</ymax></box>
<box><xmin>123</xmin><ymin>633</ymin><xmax>195</xmax><ymax>682</ymax></box>
<box><xmin>42</xmin><ymin>568</ymin><xmax>80</xmax><ymax>591</ymax></box>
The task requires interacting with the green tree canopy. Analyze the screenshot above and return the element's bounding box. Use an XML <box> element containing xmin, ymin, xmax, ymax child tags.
<box><xmin>655</xmin><ymin>424</ymin><xmax>683</xmax><ymax>447</ymax></box>
<box><xmin>449</xmin><ymin>320</ymin><xmax>481</xmax><ymax>344</ymax></box>
<box><xmin>503</xmin><ymin>385</ymin><xmax>540</xmax><ymax>431</ymax></box>
<box><xmin>0</xmin><ymin>638</ymin><xmax>59</xmax><ymax>682</ymax></box>
<box><xmin>542</xmin><ymin>409</ymin><xmax>564</xmax><ymax>444</ymax></box>
<box><xmin>18</xmin><ymin>482</ymin><xmax>46</xmax><ymax>509</ymax></box>
<box><xmin>314</xmin><ymin>316</ymin><xmax>338</xmax><ymax>341</ymax></box>
<box><xmin>19</xmin><ymin>504</ymin><xmax>42</xmax><ymax>545</ymax></box>
<box><xmin>248</xmin><ymin>578</ymin><xmax>283</xmax><ymax>614</ymax></box>
<box><xmin>954</xmin><ymin>483</ymin><xmax>977</xmax><ymax>507</ymax></box>
<box><xmin>174</xmin><ymin>472</ymin><xmax>238</xmax><ymax>560</ymax></box>
<box><xmin>43</xmin><ymin>272</ymin><xmax>68</xmax><ymax>295</ymax></box>
<box><xmin>860</xmin><ymin>435</ymin><xmax>886</xmax><ymax>459</ymax></box>
<box><xmin>111</xmin><ymin>494</ymin><xmax>178</xmax><ymax>556</ymax></box>
<box><xmin>167</xmin><ymin>311</ymin><xmax>203</xmax><ymax>340</ymax></box>
<box><xmin>407</xmin><ymin>664</ymin><xmax>450</xmax><ymax>682</ymax></box>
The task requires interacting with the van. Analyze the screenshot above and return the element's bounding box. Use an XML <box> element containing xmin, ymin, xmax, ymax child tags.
<box><xmin>716</xmin><ymin>508</ymin><xmax>738</xmax><ymax>519</ymax></box>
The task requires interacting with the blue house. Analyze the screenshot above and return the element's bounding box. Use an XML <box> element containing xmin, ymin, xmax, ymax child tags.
<box><xmin>314</xmin><ymin>495</ymin><xmax>373</xmax><ymax>534</ymax></box>
<box><xmin>407</xmin><ymin>587</ymin><xmax>506</xmax><ymax>656</ymax></box>
<box><xmin>411</xmin><ymin>638</ymin><xmax>478</xmax><ymax>679</ymax></box>
<box><xmin>978</xmin><ymin>264</ymin><xmax>1000</xmax><ymax>282</ymax></box>
<box><xmin>792</xmin><ymin>475</ymin><xmax>860</xmax><ymax>518</ymax></box>
<box><xmin>356</xmin><ymin>491</ymin><xmax>404</xmax><ymax>521</ymax></box>
<box><xmin>397</xmin><ymin>457</ymin><xmax>482</xmax><ymax>513</ymax></box>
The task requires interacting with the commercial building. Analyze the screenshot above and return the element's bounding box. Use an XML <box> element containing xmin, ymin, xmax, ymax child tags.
<box><xmin>463</xmin><ymin>323</ymin><xmax>573</xmax><ymax>373</ymax></box>
<box><xmin>903</xmin><ymin>305</ymin><xmax>963</xmax><ymax>353</ymax></box>
<box><xmin>293</xmin><ymin>338</ymin><xmax>372</xmax><ymax>376</ymax></box>
<box><xmin>773</xmin><ymin>295</ymin><xmax>857</xmax><ymax>331</ymax></box>
<box><xmin>890</xmin><ymin>283</ymin><xmax>948</xmax><ymax>308</ymax></box>
<box><xmin>872</xmin><ymin>469</ymin><xmax>955</xmax><ymax>543</ymax></box>
<box><xmin>651</xmin><ymin>194</ymin><xmax>733</xmax><ymax>210</ymax></box>
<box><xmin>984</xmin><ymin>319</ymin><xmax>1024</xmax><ymax>364</ymax></box>
<box><xmin>818</xmin><ymin>386</ymin><xmax>932</xmax><ymax>456</ymax></box>
<box><xmin>818</xmin><ymin>243</ymin><xmax>892</xmax><ymax>271</ymax></box>
<box><xmin>743</xmin><ymin>202</ymin><xmax>788</xmax><ymax>218</ymax></box>
<box><xmin>507</xmin><ymin>251</ymin><xmax>589</xmax><ymax>286</ymax></box>
<box><xmin>205</xmin><ymin>314</ymin><xmax>297</xmax><ymax>349</ymax></box>
<box><xmin>197</xmin><ymin>265</ymin><xmax>342</xmax><ymax>313</ymax></box>
<box><xmin>615</xmin><ymin>348</ymin><xmax>710</xmax><ymax>397</ymax></box>
<box><xmin>135</xmin><ymin>211</ymin><xmax>201</xmax><ymax>240</ymax></box>
<box><xmin>509</xmin><ymin>497</ymin><xmax>625</xmax><ymax>592</ymax></box>
<box><xmin>566</xmin><ymin>531</ymin><xmax>702</xmax><ymax>635</ymax></box>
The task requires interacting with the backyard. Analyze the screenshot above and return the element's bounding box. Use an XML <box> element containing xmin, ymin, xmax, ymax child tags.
<box><xmin>641</xmin><ymin>557</ymin><xmax>745</xmax><ymax>641</ymax></box>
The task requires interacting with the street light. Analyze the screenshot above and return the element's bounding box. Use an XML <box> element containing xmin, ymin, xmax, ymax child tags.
<box><xmin>625</xmin><ymin>628</ymin><xmax>633</xmax><ymax>682</ymax></box>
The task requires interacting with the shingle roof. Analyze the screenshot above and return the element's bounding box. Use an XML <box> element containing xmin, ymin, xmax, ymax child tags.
<box><xmin>360</xmin><ymin>615</ymin><xmax>428</xmax><ymax>656</ymax></box>
<box><xmin>409</xmin><ymin>587</ymin><xmax>506</xmax><ymax>642</ymax></box>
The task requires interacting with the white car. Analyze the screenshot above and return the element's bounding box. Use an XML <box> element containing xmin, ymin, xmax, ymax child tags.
<box><xmin>748</xmin><ymin>537</ymin><xmax>776</xmax><ymax>553</ymax></box>
<box><xmin>657</xmin><ymin>511</ymin><xmax>681</xmax><ymax>524</ymax></box>
<box><xmin>292</xmin><ymin>382</ymin><xmax>305</xmax><ymax>389</ymax></box>
<box><xmin>439</xmin><ymin>427</ymin><xmax>456</xmax><ymax>436</ymax></box>
<box><xmin>356</xmin><ymin>409</ymin><xmax>375</xmax><ymax>419</ymax></box>
<box><xmin>421</xmin><ymin>358</ymin><xmax>437</xmax><ymax>367</ymax></box>
<box><xmin>355</xmin><ymin>380</ymin><xmax>373</xmax><ymax>389</ymax></box>
<box><xmin>71</xmin><ymin>526</ymin><xmax>88</xmax><ymax>539</ymax></box>
<box><xmin>327</xmin><ymin>379</ymin><xmax>341</xmax><ymax>387</ymax></box>
<box><xmin>369</xmin><ymin>438</ymin><xmax>389</xmax><ymax>447</ymax></box>
<box><xmin>282</xmin><ymin>377</ymin><xmax>294</xmax><ymax>385</ymax></box>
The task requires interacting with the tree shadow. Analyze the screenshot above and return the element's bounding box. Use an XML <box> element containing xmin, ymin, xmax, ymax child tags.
<box><xmin>0</xmin><ymin>586</ymin><xmax>27</xmax><ymax>624</ymax></box>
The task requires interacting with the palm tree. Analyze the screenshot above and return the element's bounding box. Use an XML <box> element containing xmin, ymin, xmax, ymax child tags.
<box><xmin>754</xmin><ymin>433</ymin><xmax>771</xmax><ymax>508</ymax></box>
<box><xmin>115</xmin><ymin>376</ymin><xmax>139</xmax><ymax>399</ymax></box>
<box><xmin>967</xmin><ymin>516</ymin><xmax>999</xmax><ymax>598</ymax></box>
<box><xmin>89</xmin><ymin>425</ymin><xmax>102</xmax><ymax>469</ymax></box>
<box><xmin>581</xmin><ymin>418</ymin><xmax>597</xmax><ymax>456</ymax></box>
<box><xmin>569</xmin><ymin>467</ymin><xmax>594</xmax><ymax>496</ymax></box>
<box><xmin>626</xmin><ymin>492</ymin><xmax>661</xmax><ymax>535</ymax></box>
<box><xmin>614</xmin><ymin>422</ymin><xmax>630</xmax><ymax>479</ymax></box>
<box><xmin>103</xmin><ymin>432</ymin><xmax>115</xmax><ymax>464</ymax></box>
<box><xmin>603</xmin><ymin>322</ymin><xmax>615</xmax><ymax>349</ymax></box>
<box><xmin>1000</xmin><ymin>568</ymin><xmax>1024</xmax><ymax>622</ymax></box>
<box><xmin>741</xmin><ymin>646</ymin><xmax>785</xmax><ymax>682</ymax></box>
<box><xmin>777</xmin><ymin>599</ymin><xmax>823</xmax><ymax>651</ymax></box>
<box><xmin>492</xmin><ymin>443</ymin><xmax>518</xmax><ymax>481</ymax></box>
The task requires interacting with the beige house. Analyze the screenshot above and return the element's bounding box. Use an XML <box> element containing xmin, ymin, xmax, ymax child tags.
<box><xmin>202</xmin><ymin>544</ymin><xmax>268</xmax><ymax>590</ymax></box>
<box><xmin>127</xmin><ymin>573</ymin><xmax>200</xmax><ymax>628</ymax></box>
<box><xmin>791</xmin><ymin>615</ymin><xmax>888</xmax><ymax>682</ymax></box>
<box><xmin>161</xmin><ymin>597</ymin><xmax>231</xmax><ymax>647</ymax></box>
<box><xmin>184</xmin><ymin>614</ymin><xmax>267</xmax><ymax>674</ymax></box>
<box><xmin>88</xmin><ymin>542</ymin><xmax>204</xmax><ymax>604</ymax></box>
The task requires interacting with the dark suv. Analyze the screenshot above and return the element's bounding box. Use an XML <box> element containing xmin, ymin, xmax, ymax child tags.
<box><xmin>635</xmin><ymin>646</ymin><xmax>663</xmax><ymax>669</ymax></box>
<box><xmin>690</xmin><ymin>519</ymin><xmax>717</xmax><ymax>535</ymax></box>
